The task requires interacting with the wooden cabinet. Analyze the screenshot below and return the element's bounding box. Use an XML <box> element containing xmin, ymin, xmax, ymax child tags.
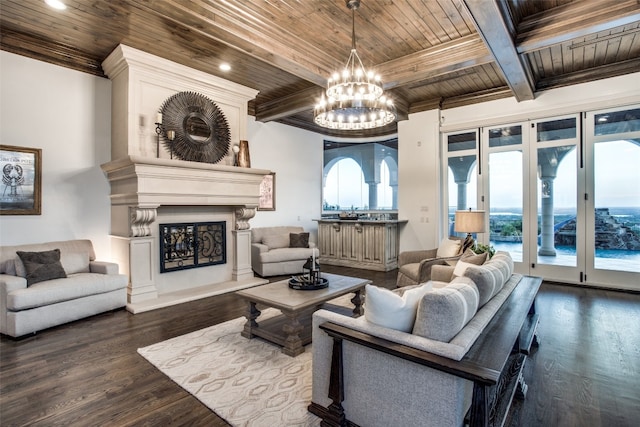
<box><xmin>315</xmin><ymin>220</ymin><xmax>406</xmax><ymax>271</ymax></box>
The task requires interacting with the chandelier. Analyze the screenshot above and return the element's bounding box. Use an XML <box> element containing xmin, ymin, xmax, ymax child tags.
<box><xmin>314</xmin><ymin>0</ymin><xmax>396</xmax><ymax>131</ymax></box>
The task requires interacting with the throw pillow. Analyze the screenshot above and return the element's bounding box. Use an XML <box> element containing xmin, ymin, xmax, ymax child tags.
<box><xmin>436</xmin><ymin>238</ymin><xmax>462</xmax><ymax>258</ymax></box>
<box><xmin>364</xmin><ymin>282</ymin><xmax>433</xmax><ymax>332</ymax></box>
<box><xmin>289</xmin><ymin>232</ymin><xmax>310</xmax><ymax>248</ymax></box>
<box><xmin>453</xmin><ymin>260</ymin><xmax>475</xmax><ymax>277</ymax></box>
<box><xmin>262</xmin><ymin>234</ymin><xmax>290</xmax><ymax>249</ymax></box>
<box><xmin>16</xmin><ymin>249</ymin><xmax>67</xmax><ymax>286</ymax></box>
<box><xmin>413</xmin><ymin>277</ymin><xmax>479</xmax><ymax>342</ymax></box>
<box><xmin>460</xmin><ymin>249</ymin><xmax>488</xmax><ymax>265</ymax></box>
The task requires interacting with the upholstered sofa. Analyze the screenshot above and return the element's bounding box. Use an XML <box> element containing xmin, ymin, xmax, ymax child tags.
<box><xmin>0</xmin><ymin>239</ymin><xmax>128</xmax><ymax>338</ymax></box>
<box><xmin>250</xmin><ymin>226</ymin><xmax>318</xmax><ymax>277</ymax></box>
<box><xmin>310</xmin><ymin>252</ymin><xmax>542</xmax><ymax>427</ymax></box>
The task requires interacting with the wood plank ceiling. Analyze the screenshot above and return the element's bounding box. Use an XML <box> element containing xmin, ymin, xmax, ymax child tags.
<box><xmin>1</xmin><ymin>0</ymin><xmax>639</xmax><ymax>138</ymax></box>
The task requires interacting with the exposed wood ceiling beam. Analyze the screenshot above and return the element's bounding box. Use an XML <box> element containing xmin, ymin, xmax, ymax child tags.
<box><xmin>255</xmin><ymin>87</ymin><xmax>324</xmax><ymax>122</ymax></box>
<box><xmin>461</xmin><ymin>0</ymin><xmax>535</xmax><ymax>102</ymax></box>
<box><xmin>536</xmin><ymin>57</ymin><xmax>640</xmax><ymax>90</ymax></box>
<box><xmin>0</xmin><ymin>27</ymin><xmax>104</xmax><ymax>77</ymax></box>
<box><xmin>256</xmin><ymin>34</ymin><xmax>492</xmax><ymax>123</ymax></box>
<box><xmin>409</xmin><ymin>87</ymin><xmax>513</xmax><ymax>114</ymax></box>
<box><xmin>517</xmin><ymin>0</ymin><xmax>640</xmax><ymax>53</ymax></box>
<box><xmin>377</xmin><ymin>34</ymin><xmax>494</xmax><ymax>89</ymax></box>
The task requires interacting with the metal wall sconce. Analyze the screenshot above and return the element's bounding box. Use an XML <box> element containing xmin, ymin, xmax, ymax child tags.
<box><xmin>155</xmin><ymin>113</ymin><xmax>175</xmax><ymax>158</ymax></box>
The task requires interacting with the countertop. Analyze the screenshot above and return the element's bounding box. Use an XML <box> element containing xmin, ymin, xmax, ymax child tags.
<box><xmin>314</xmin><ymin>218</ymin><xmax>408</xmax><ymax>224</ymax></box>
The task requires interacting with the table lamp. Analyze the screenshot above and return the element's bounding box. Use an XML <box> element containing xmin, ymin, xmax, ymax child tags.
<box><xmin>454</xmin><ymin>209</ymin><xmax>486</xmax><ymax>252</ymax></box>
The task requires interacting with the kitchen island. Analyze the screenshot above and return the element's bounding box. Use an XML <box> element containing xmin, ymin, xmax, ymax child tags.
<box><xmin>314</xmin><ymin>218</ymin><xmax>407</xmax><ymax>271</ymax></box>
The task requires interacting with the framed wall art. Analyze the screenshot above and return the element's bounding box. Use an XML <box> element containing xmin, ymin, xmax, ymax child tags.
<box><xmin>258</xmin><ymin>172</ymin><xmax>275</xmax><ymax>211</ymax></box>
<box><xmin>0</xmin><ymin>145</ymin><xmax>42</xmax><ymax>215</ymax></box>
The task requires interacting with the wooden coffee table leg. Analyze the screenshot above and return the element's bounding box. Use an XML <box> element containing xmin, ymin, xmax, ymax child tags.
<box><xmin>281</xmin><ymin>311</ymin><xmax>305</xmax><ymax>357</ymax></box>
<box><xmin>351</xmin><ymin>289</ymin><xmax>364</xmax><ymax>317</ymax></box>
<box><xmin>241</xmin><ymin>301</ymin><xmax>261</xmax><ymax>339</ymax></box>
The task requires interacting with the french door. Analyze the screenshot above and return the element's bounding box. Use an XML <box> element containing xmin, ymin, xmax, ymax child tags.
<box><xmin>443</xmin><ymin>106</ymin><xmax>640</xmax><ymax>290</ymax></box>
<box><xmin>527</xmin><ymin>115</ymin><xmax>582</xmax><ymax>283</ymax></box>
<box><xmin>583</xmin><ymin>106</ymin><xmax>640</xmax><ymax>290</ymax></box>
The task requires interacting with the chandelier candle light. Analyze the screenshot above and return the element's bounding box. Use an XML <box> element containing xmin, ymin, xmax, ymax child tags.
<box><xmin>314</xmin><ymin>0</ymin><xmax>396</xmax><ymax>130</ymax></box>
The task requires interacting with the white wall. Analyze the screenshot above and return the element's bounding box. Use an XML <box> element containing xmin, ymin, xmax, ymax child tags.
<box><xmin>0</xmin><ymin>52</ymin><xmax>113</xmax><ymax>259</ymax></box>
<box><xmin>397</xmin><ymin>110</ymin><xmax>442</xmax><ymax>252</ymax></box>
<box><xmin>247</xmin><ymin>117</ymin><xmax>324</xmax><ymax>240</ymax></box>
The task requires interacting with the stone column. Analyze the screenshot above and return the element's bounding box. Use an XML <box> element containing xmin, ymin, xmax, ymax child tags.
<box><xmin>367</xmin><ymin>182</ymin><xmax>378</xmax><ymax>210</ymax></box>
<box><xmin>537</xmin><ymin>146</ymin><xmax>573</xmax><ymax>257</ymax></box>
<box><xmin>233</xmin><ymin>207</ymin><xmax>256</xmax><ymax>280</ymax></box>
<box><xmin>538</xmin><ymin>178</ymin><xmax>556</xmax><ymax>256</ymax></box>
<box><xmin>110</xmin><ymin>206</ymin><xmax>159</xmax><ymax>309</ymax></box>
<box><xmin>390</xmin><ymin>183</ymin><xmax>398</xmax><ymax>210</ymax></box>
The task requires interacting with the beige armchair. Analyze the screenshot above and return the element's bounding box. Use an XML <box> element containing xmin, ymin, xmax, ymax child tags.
<box><xmin>396</xmin><ymin>237</ymin><xmax>464</xmax><ymax>287</ymax></box>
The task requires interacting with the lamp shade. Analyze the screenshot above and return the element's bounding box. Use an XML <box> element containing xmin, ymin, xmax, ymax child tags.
<box><xmin>454</xmin><ymin>210</ymin><xmax>486</xmax><ymax>233</ymax></box>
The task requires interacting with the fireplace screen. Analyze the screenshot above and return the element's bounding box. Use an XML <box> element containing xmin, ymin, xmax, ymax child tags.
<box><xmin>159</xmin><ymin>221</ymin><xmax>226</xmax><ymax>273</ymax></box>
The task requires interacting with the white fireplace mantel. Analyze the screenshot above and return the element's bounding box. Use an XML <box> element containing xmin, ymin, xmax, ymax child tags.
<box><xmin>102</xmin><ymin>155</ymin><xmax>270</xmax><ymax>210</ymax></box>
<box><xmin>100</xmin><ymin>44</ymin><xmax>268</xmax><ymax>313</ymax></box>
<box><xmin>101</xmin><ymin>156</ymin><xmax>271</xmax><ymax>313</ymax></box>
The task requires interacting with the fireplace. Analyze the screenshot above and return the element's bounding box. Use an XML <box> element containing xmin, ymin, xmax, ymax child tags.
<box><xmin>100</xmin><ymin>45</ymin><xmax>268</xmax><ymax>313</ymax></box>
<box><xmin>159</xmin><ymin>221</ymin><xmax>226</xmax><ymax>273</ymax></box>
<box><xmin>101</xmin><ymin>156</ymin><xmax>270</xmax><ymax>313</ymax></box>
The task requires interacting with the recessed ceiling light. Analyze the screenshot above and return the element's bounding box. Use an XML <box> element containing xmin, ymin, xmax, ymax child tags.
<box><xmin>219</xmin><ymin>63</ymin><xmax>231</xmax><ymax>72</ymax></box>
<box><xmin>45</xmin><ymin>0</ymin><xmax>67</xmax><ymax>10</ymax></box>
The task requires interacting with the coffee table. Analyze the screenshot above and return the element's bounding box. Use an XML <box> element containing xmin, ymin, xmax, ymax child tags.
<box><xmin>235</xmin><ymin>273</ymin><xmax>370</xmax><ymax>356</ymax></box>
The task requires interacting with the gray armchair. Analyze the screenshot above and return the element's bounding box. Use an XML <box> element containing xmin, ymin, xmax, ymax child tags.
<box><xmin>396</xmin><ymin>237</ymin><xmax>464</xmax><ymax>287</ymax></box>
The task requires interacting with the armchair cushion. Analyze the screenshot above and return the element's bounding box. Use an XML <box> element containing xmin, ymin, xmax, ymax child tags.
<box><xmin>289</xmin><ymin>232</ymin><xmax>310</xmax><ymax>248</ymax></box>
<box><xmin>16</xmin><ymin>249</ymin><xmax>67</xmax><ymax>286</ymax></box>
<box><xmin>412</xmin><ymin>277</ymin><xmax>479</xmax><ymax>342</ymax></box>
<box><xmin>261</xmin><ymin>234</ymin><xmax>290</xmax><ymax>249</ymax></box>
<box><xmin>364</xmin><ymin>283</ymin><xmax>433</xmax><ymax>332</ymax></box>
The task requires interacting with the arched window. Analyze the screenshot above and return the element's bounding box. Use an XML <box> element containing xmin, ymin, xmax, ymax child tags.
<box><xmin>322</xmin><ymin>138</ymin><xmax>398</xmax><ymax>212</ymax></box>
<box><xmin>323</xmin><ymin>158</ymin><xmax>367</xmax><ymax>210</ymax></box>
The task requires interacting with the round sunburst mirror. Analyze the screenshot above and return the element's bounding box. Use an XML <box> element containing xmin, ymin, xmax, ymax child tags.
<box><xmin>159</xmin><ymin>91</ymin><xmax>230</xmax><ymax>164</ymax></box>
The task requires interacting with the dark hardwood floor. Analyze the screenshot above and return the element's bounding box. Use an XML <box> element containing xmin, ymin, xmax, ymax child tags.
<box><xmin>1</xmin><ymin>266</ymin><xmax>639</xmax><ymax>426</ymax></box>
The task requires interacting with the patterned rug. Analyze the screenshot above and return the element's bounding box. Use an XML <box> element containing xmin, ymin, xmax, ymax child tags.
<box><xmin>138</xmin><ymin>308</ymin><xmax>322</xmax><ymax>427</ymax></box>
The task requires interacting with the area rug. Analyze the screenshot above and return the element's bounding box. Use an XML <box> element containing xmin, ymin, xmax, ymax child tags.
<box><xmin>137</xmin><ymin>308</ymin><xmax>322</xmax><ymax>427</ymax></box>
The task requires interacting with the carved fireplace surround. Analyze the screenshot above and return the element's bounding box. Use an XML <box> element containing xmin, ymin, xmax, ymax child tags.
<box><xmin>101</xmin><ymin>45</ymin><xmax>268</xmax><ymax>313</ymax></box>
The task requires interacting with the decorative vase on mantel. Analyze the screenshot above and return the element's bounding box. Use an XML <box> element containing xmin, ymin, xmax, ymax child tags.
<box><xmin>238</xmin><ymin>140</ymin><xmax>251</xmax><ymax>168</ymax></box>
